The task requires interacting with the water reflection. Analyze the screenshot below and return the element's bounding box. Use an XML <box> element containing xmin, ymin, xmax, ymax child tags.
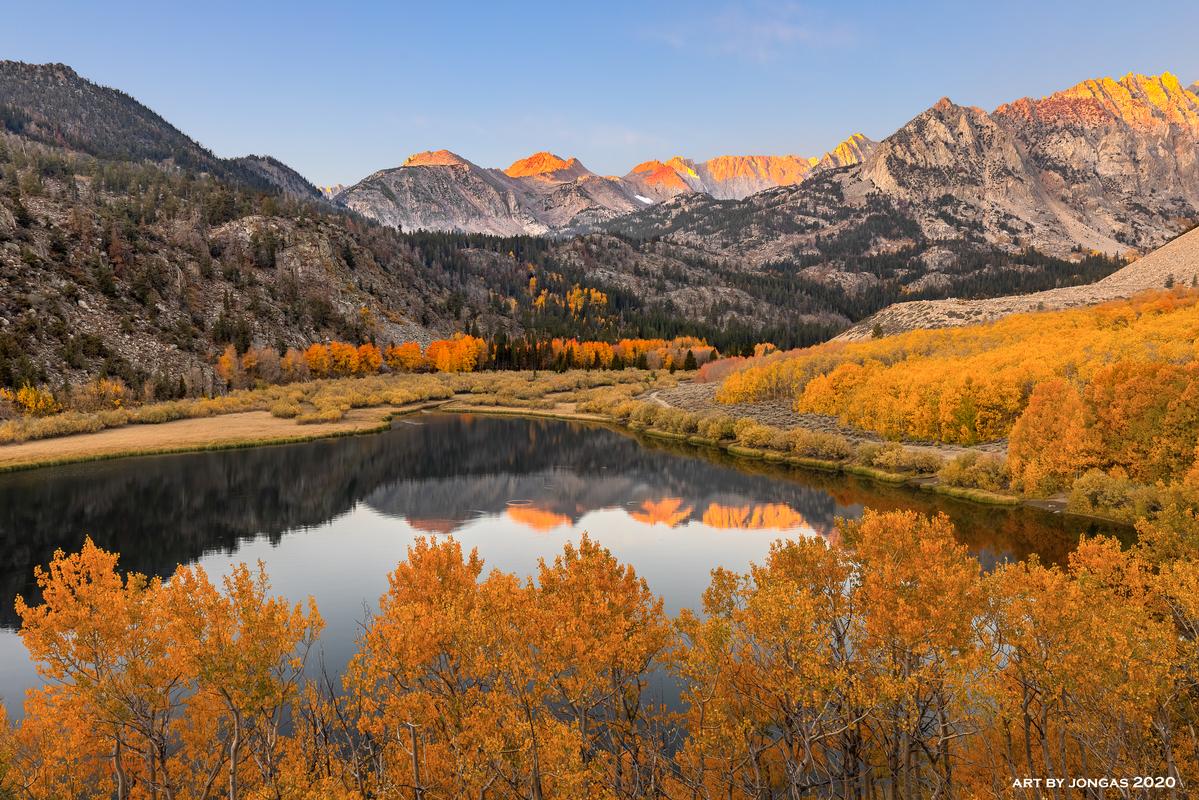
<box><xmin>0</xmin><ymin>413</ymin><xmax>1129</xmax><ymax>713</ymax></box>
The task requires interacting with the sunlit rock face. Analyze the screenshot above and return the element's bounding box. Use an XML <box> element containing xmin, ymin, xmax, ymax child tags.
<box><xmin>337</xmin><ymin>149</ymin><xmax>645</xmax><ymax>236</ymax></box>
<box><xmin>622</xmin><ymin>144</ymin><xmax>872</xmax><ymax>202</ymax></box>
<box><xmin>338</xmin><ymin>150</ymin><xmax>547</xmax><ymax>235</ymax></box>
<box><xmin>814</xmin><ymin>133</ymin><xmax>878</xmax><ymax>171</ymax></box>
<box><xmin>624</xmin><ymin>154</ymin><xmax>815</xmax><ymax>201</ymax></box>
<box><xmin>503</xmin><ymin>151</ymin><xmax>589</xmax><ymax>180</ymax></box>
<box><xmin>989</xmin><ymin>72</ymin><xmax>1199</xmax><ymax>251</ymax></box>
<box><xmin>861</xmin><ymin>72</ymin><xmax>1199</xmax><ymax>254</ymax></box>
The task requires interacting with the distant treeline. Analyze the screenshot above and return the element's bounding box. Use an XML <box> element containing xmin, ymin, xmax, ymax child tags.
<box><xmin>214</xmin><ymin>335</ymin><xmax>716</xmax><ymax>389</ymax></box>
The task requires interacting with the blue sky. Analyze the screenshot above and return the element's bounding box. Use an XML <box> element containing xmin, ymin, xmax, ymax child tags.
<box><xmin>4</xmin><ymin>0</ymin><xmax>1198</xmax><ymax>186</ymax></box>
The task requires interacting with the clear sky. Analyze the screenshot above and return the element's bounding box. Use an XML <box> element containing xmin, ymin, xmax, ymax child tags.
<box><xmin>4</xmin><ymin>0</ymin><xmax>1198</xmax><ymax>186</ymax></box>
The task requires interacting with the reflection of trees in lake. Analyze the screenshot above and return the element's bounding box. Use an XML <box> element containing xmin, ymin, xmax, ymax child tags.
<box><xmin>0</xmin><ymin>413</ymin><xmax>1125</xmax><ymax>627</ymax></box>
<box><xmin>361</xmin><ymin>415</ymin><xmax>850</xmax><ymax>536</ymax></box>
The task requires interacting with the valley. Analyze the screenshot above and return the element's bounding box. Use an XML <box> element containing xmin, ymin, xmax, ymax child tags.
<box><xmin>4</xmin><ymin>40</ymin><xmax>1199</xmax><ymax>799</ymax></box>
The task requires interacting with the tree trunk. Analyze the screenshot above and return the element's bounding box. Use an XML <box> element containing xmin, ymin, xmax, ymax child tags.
<box><xmin>408</xmin><ymin>723</ymin><xmax>423</xmax><ymax>800</ymax></box>
<box><xmin>228</xmin><ymin>713</ymin><xmax>241</xmax><ymax>800</ymax></box>
<box><xmin>112</xmin><ymin>736</ymin><xmax>128</xmax><ymax>800</ymax></box>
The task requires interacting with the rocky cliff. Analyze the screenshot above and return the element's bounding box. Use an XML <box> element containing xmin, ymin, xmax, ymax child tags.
<box><xmin>230</xmin><ymin>155</ymin><xmax>323</xmax><ymax>201</ymax></box>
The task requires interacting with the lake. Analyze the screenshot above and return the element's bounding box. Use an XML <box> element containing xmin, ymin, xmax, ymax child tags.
<box><xmin>0</xmin><ymin>412</ymin><xmax>1127</xmax><ymax>715</ymax></box>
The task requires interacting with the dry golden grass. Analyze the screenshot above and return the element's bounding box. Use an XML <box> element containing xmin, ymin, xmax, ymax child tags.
<box><xmin>0</xmin><ymin>370</ymin><xmax>670</xmax><ymax>471</ymax></box>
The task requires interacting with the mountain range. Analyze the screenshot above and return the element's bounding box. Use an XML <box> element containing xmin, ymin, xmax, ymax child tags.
<box><xmin>0</xmin><ymin>60</ymin><xmax>1197</xmax><ymax>390</ymax></box>
<box><xmin>332</xmin><ymin>73</ymin><xmax>1199</xmax><ymax>264</ymax></box>
<box><xmin>332</xmin><ymin>136</ymin><xmax>878</xmax><ymax>237</ymax></box>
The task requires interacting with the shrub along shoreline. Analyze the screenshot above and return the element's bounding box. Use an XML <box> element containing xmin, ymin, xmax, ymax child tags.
<box><xmin>445</xmin><ymin>388</ymin><xmax>1113</xmax><ymax>521</ymax></box>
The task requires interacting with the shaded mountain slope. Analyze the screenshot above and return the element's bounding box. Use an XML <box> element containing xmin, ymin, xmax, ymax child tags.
<box><xmin>836</xmin><ymin>225</ymin><xmax>1199</xmax><ymax>340</ymax></box>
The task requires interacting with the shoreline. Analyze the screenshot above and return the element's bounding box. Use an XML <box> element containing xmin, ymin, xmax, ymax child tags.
<box><xmin>0</xmin><ymin>401</ymin><xmax>447</xmax><ymax>474</ymax></box>
<box><xmin>445</xmin><ymin>405</ymin><xmax>1116</xmax><ymax>525</ymax></box>
<box><xmin>0</xmin><ymin>394</ymin><xmax>1112</xmax><ymax>526</ymax></box>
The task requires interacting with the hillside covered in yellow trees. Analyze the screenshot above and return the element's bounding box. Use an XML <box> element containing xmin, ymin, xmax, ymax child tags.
<box><xmin>717</xmin><ymin>290</ymin><xmax>1199</xmax><ymax>501</ymax></box>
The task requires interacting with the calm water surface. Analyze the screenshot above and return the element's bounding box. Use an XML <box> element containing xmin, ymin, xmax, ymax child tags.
<box><xmin>0</xmin><ymin>413</ymin><xmax>1126</xmax><ymax>715</ymax></box>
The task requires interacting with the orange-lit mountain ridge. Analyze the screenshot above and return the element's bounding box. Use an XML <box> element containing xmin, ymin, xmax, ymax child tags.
<box><xmin>503</xmin><ymin>151</ymin><xmax>591</xmax><ymax>180</ymax></box>
<box><xmin>336</xmin><ymin>135</ymin><xmax>875</xmax><ymax>236</ymax></box>
<box><xmin>336</xmin><ymin>70</ymin><xmax>1198</xmax><ymax>279</ymax></box>
<box><xmin>623</xmin><ymin>153</ymin><xmax>833</xmax><ymax>201</ymax></box>
<box><xmin>611</xmin><ymin>72</ymin><xmax>1199</xmax><ymax>266</ymax></box>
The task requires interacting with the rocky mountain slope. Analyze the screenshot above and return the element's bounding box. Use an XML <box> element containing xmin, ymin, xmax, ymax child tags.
<box><xmin>605</xmin><ymin>72</ymin><xmax>1199</xmax><ymax>297</ymax></box>
<box><xmin>231</xmin><ymin>155</ymin><xmax>323</xmax><ymax>201</ymax></box>
<box><xmin>0</xmin><ymin>64</ymin><xmax>863</xmax><ymax>391</ymax></box>
<box><xmin>835</xmin><ymin>224</ymin><xmax>1199</xmax><ymax>340</ymax></box>
<box><xmin>334</xmin><ymin>150</ymin><xmax>644</xmax><ymax>236</ymax></box>
<box><xmin>334</xmin><ymin>135</ymin><xmax>877</xmax><ymax>236</ymax></box>
<box><xmin>858</xmin><ymin>72</ymin><xmax>1199</xmax><ymax>255</ymax></box>
<box><xmin>0</xmin><ymin>61</ymin><xmax>322</xmax><ymax>199</ymax></box>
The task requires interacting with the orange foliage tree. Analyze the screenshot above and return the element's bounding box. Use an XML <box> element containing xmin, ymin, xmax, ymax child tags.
<box><xmin>384</xmin><ymin>341</ymin><xmax>425</xmax><ymax>372</ymax></box>
<box><xmin>675</xmin><ymin>510</ymin><xmax>984</xmax><ymax>797</ymax></box>
<box><xmin>344</xmin><ymin>534</ymin><xmax>672</xmax><ymax>798</ymax></box>
<box><xmin>328</xmin><ymin>341</ymin><xmax>360</xmax><ymax>376</ymax></box>
<box><xmin>1007</xmin><ymin>379</ymin><xmax>1098</xmax><ymax>494</ymax></box>
<box><xmin>10</xmin><ymin>539</ymin><xmax>322</xmax><ymax>800</ymax></box>
<box><xmin>303</xmin><ymin>343</ymin><xmax>332</xmax><ymax>379</ymax></box>
<box><xmin>424</xmin><ymin>333</ymin><xmax>487</xmax><ymax>373</ymax></box>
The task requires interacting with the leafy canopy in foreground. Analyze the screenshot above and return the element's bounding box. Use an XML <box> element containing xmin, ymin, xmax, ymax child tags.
<box><xmin>3</xmin><ymin>510</ymin><xmax>1197</xmax><ymax>798</ymax></box>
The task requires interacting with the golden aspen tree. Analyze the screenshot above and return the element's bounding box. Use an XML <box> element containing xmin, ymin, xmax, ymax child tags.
<box><xmin>1007</xmin><ymin>379</ymin><xmax>1098</xmax><ymax>494</ymax></box>
<box><xmin>979</xmin><ymin>538</ymin><xmax>1176</xmax><ymax>793</ymax></box>
<box><xmin>216</xmin><ymin>343</ymin><xmax>244</xmax><ymax>388</ymax></box>
<box><xmin>674</xmin><ymin>535</ymin><xmax>860</xmax><ymax>798</ymax></box>
<box><xmin>166</xmin><ymin>563</ymin><xmax>323</xmax><ymax>800</ymax></box>
<box><xmin>843</xmin><ymin>510</ymin><xmax>984</xmax><ymax>799</ymax></box>
<box><xmin>303</xmin><ymin>343</ymin><xmax>332</xmax><ymax>378</ymax></box>
<box><xmin>280</xmin><ymin>347</ymin><xmax>309</xmax><ymax>382</ymax></box>
<box><xmin>14</xmin><ymin>539</ymin><xmax>185</xmax><ymax>799</ymax></box>
<box><xmin>384</xmin><ymin>341</ymin><xmax>425</xmax><ymax>372</ymax></box>
<box><xmin>532</xmin><ymin>535</ymin><xmax>673</xmax><ymax>798</ymax></box>
<box><xmin>328</xmin><ymin>341</ymin><xmax>360</xmax><ymax>376</ymax></box>
<box><xmin>355</xmin><ymin>342</ymin><xmax>383</xmax><ymax>374</ymax></box>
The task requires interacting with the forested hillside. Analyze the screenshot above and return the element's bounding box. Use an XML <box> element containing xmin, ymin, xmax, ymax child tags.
<box><xmin>0</xmin><ymin>62</ymin><xmax>272</xmax><ymax>190</ymax></box>
<box><xmin>0</xmin><ymin>60</ymin><xmax>1164</xmax><ymax>402</ymax></box>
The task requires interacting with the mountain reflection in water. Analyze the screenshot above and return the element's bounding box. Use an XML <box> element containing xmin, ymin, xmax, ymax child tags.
<box><xmin>0</xmin><ymin>413</ymin><xmax>1128</xmax><ymax>713</ymax></box>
